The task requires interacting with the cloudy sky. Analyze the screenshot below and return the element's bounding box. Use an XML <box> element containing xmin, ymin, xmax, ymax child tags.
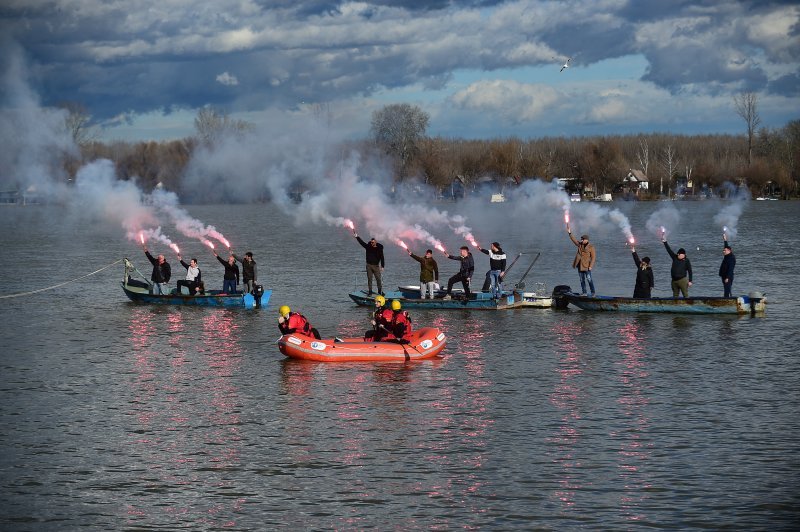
<box><xmin>2</xmin><ymin>0</ymin><xmax>798</xmax><ymax>142</ymax></box>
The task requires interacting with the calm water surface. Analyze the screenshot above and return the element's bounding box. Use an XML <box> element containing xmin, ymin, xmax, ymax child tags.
<box><xmin>0</xmin><ymin>201</ymin><xmax>798</xmax><ymax>529</ymax></box>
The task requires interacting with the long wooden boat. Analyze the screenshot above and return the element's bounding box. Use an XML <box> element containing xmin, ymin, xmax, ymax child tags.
<box><xmin>349</xmin><ymin>289</ymin><xmax>525</xmax><ymax>310</ymax></box>
<box><xmin>278</xmin><ymin>327</ymin><xmax>446</xmax><ymax>362</ymax></box>
<box><xmin>559</xmin><ymin>291</ymin><xmax>766</xmax><ymax>315</ymax></box>
<box><xmin>121</xmin><ymin>258</ymin><xmax>271</xmax><ymax>309</ymax></box>
<box><xmin>397</xmin><ymin>285</ymin><xmax>552</xmax><ymax>308</ymax></box>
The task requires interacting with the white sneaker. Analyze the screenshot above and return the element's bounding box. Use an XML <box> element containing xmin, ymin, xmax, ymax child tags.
<box><xmin>442</xmin><ymin>294</ymin><xmax>452</xmax><ymax>300</ymax></box>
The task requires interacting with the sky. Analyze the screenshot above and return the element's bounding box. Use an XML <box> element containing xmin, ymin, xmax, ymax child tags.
<box><xmin>1</xmin><ymin>0</ymin><xmax>799</xmax><ymax>142</ymax></box>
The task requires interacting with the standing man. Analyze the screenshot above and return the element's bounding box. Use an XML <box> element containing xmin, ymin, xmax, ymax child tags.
<box><xmin>408</xmin><ymin>248</ymin><xmax>439</xmax><ymax>299</ymax></box>
<box><xmin>630</xmin><ymin>245</ymin><xmax>654</xmax><ymax>298</ymax></box>
<box><xmin>663</xmin><ymin>237</ymin><xmax>693</xmax><ymax>298</ymax></box>
<box><xmin>143</xmin><ymin>245</ymin><xmax>171</xmax><ymax>295</ymax></box>
<box><xmin>719</xmin><ymin>236</ymin><xmax>736</xmax><ymax>297</ymax></box>
<box><xmin>441</xmin><ymin>246</ymin><xmax>474</xmax><ymax>300</ymax></box>
<box><xmin>479</xmin><ymin>242</ymin><xmax>507</xmax><ymax>298</ymax></box>
<box><xmin>232</xmin><ymin>250</ymin><xmax>258</xmax><ymax>294</ymax></box>
<box><xmin>566</xmin><ymin>225</ymin><xmax>596</xmax><ymax>296</ymax></box>
<box><xmin>213</xmin><ymin>250</ymin><xmax>240</xmax><ymax>293</ymax></box>
<box><xmin>353</xmin><ymin>231</ymin><xmax>385</xmax><ymax>296</ymax></box>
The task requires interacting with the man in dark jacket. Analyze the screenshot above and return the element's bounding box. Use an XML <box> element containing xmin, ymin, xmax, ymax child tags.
<box><xmin>631</xmin><ymin>246</ymin><xmax>654</xmax><ymax>298</ymax></box>
<box><xmin>143</xmin><ymin>245</ymin><xmax>171</xmax><ymax>295</ymax></box>
<box><xmin>354</xmin><ymin>232</ymin><xmax>385</xmax><ymax>295</ymax></box>
<box><xmin>663</xmin><ymin>239</ymin><xmax>692</xmax><ymax>297</ymax></box>
<box><xmin>408</xmin><ymin>248</ymin><xmax>439</xmax><ymax>299</ymax></box>
<box><xmin>479</xmin><ymin>242</ymin><xmax>507</xmax><ymax>298</ymax></box>
<box><xmin>213</xmin><ymin>250</ymin><xmax>240</xmax><ymax>293</ymax></box>
<box><xmin>232</xmin><ymin>251</ymin><xmax>258</xmax><ymax>293</ymax></box>
<box><xmin>441</xmin><ymin>246</ymin><xmax>474</xmax><ymax>299</ymax></box>
<box><xmin>719</xmin><ymin>238</ymin><xmax>736</xmax><ymax>297</ymax></box>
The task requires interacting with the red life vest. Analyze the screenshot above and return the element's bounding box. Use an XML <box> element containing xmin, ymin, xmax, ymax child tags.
<box><xmin>287</xmin><ymin>312</ymin><xmax>311</xmax><ymax>335</ymax></box>
<box><xmin>391</xmin><ymin>310</ymin><xmax>412</xmax><ymax>339</ymax></box>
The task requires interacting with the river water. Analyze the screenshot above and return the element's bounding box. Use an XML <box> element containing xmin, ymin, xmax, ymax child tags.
<box><xmin>0</xmin><ymin>200</ymin><xmax>797</xmax><ymax>530</ymax></box>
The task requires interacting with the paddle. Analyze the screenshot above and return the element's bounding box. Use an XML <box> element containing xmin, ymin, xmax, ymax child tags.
<box><xmin>378</xmin><ymin>323</ymin><xmax>412</xmax><ymax>361</ymax></box>
<box><xmin>500</xmin><ymin>252</ymin><xmax>523</xmax><ymax>279</ymax></box>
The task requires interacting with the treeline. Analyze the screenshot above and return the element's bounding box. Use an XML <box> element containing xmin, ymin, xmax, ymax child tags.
<box><xmin>69</xmin><ymin>120</ymin><xmax>800</xmax><ymax>200</ymax></box>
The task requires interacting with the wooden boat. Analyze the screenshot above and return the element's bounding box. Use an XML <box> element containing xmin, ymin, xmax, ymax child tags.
<box><xmin>278</xmin><ymin>327</ymin><xmax>447</xmax><ymax>362</ymax></box>
<box><xmin>349</xmin><ymin>289</ymin><xmax>525</xmax><ymax>310</ymax></box>
<box><xmin>121</xmin><ymin>258</ymin><xmax>271</xmax><ymax>309</ymax></box>
<box><xmin>558</xmin><ymin>291</ymin><xmax>766</xmax><ymax>315</ymax></box>
<box><xmin>397</xmin><ymin>285</ymin><xmax>552</xmax><ymax>308</ymax></box>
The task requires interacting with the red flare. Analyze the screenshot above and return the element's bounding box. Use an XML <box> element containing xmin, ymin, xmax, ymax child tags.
<box><xmin>564</xmin><ymin>212</ymin><xmax>570</xmax><ymax>224</ymax></box>
<box><xmin>345</xmin><ymin>219</ymin><xmax>355</xmax><ymax>230</ymax></box>
<box><xmin>435</xmin><ymin>243</ymin><xmax>446</xmax><ymax>253</ymax></box>
<box><xmin>628</xmin><ymin>237</ymin><xmax>635</xmax><ymax>245</ymax></box>
<box><xmin>170</xmin><ymin>243</ymin><xmax>180</xmax><ymax>254</ymax></box>
<box><xmin>203</xmin><ymin>239</ymin><xmax>215</xmax><ymax>250</ymax></box>
<box><xmin>660</xmin><ymin>226</ymin><xmax>666</xmax><ymax>235</ymax></box>
<box><xmin>221</xmin><ymin>237</ymin><xmax>230</xmax><ymax>249</ymax></box>
<box><xmin>139</xmin><ymin>232</ymin><xmax>145</xmax><ymax>245</ymax></box>
<box><xmin>470</xmin><ymin>239</ymin><xmax>479</xmax><ymax>248</ymax></box>
<box><xmin>397</xmin><ymin>239</ymin><xmax>408</xmax><ymax>250</ymax></box>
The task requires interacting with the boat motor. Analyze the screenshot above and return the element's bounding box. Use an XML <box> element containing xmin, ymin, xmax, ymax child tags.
<box><xmin>552</xmin><ymin>285</ymin><xmax>572</xmax><ymax>310</ymax></box>
<box><xmin>253</xmin><ymin>284</ymin><xmax>264</xmax><ymax>308</ymax></box>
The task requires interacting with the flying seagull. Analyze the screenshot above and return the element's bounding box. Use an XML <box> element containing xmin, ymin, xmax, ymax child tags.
<box><xmin>560</xmin><ymin>57</ymin><xmax>571</xmax><ymax>72</ymax></box>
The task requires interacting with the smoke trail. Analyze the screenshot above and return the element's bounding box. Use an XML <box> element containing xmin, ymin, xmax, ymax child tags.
<box><xmin>73</xmin><ymin>159</ymin><xmax>163</xmax><ymax>242</ymax></box>
<box><xmin>150</xmin><ymin>188</ymin><xmax>230</xmax><ymax>248</ymax></box>
<box><xmin>608</xmin><ymin>208</ymin><xmax>633</xmax><ymax>242</ymax></box>
<box><xmin>645</xmin><ymin>203</ymin><xmax>681</xmax><ymax>239</ymax></box>
<box><xmin>713</xmin><ymin>201</ymin><xmax>746</xmax><ymax>239</ymax></box>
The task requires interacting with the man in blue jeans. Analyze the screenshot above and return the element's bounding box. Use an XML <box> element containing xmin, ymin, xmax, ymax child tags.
<box><xmin>213</xmin><ymin>250</ymin><xmax>240</xmax><ymax>293</ymax></box>
<box><xmin>567</xmin><ymin>227</ymin><xmax>596</xmax><ymax>296</ymax></box>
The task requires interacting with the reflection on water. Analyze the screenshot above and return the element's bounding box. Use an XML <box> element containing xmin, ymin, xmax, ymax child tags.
<box><xmin>125</xmin><ymin>307</ymin><xmax>243</xmax><ymax>528</ymax></box>
<box><xmin>548</xmin><ymin>321</ymin><xmax>585</xmax><ymax>511</ymax></box>
<box><xmin>613</xmin><ymin>319</ymin><xmax>653</xmax><ymax>522</ymax></box>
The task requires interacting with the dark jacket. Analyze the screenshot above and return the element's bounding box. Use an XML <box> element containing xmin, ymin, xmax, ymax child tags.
<box><xmin>664</xmin><ymin>242</ymin><xmax>692</xmax><ymax>282</ymax></box>
<box><xmin>145</xmin><ymin>250</ymin><xmax>171</xmax><ymax>283</ymax></box>
<box><xmin>632</xmin><ymin>251</ymin><xmax>654</xmax><ymax>298</ymax></box>
<box><xmin>410</xmin><ymin>253</ymin><xmax>439</xmax><ymax>283</ymax></box>
<box><xmin>233</xmin><ymin>254</ymin><xmax>257</xmax><ymax>282</ymax></box>
<box><xmin>216</xmin><ymin>255</ymin><xmax>240</xmax><ymax>283</ymax></box>
<box><xmin>719</xmin><ymin>253</ymin><xmax>736</xmax><ymax>280</ymax></box>
<box><xmin>480</xmin><ymin>247</ymin><xmax>507</xmax><ymax>271</ymax></box>
<box><xmin>447</xmin><ymin>252</ymin><xmax>475</xmax><ymax>277</ymax></box>
<box><xmin>356</xmin><ymin>236</ymin><xmax>385</xmax><ymax>267</ymax></box>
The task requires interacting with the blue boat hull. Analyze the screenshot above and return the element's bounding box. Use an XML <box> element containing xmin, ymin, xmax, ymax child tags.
<box><xmin>563</xmin><ymin>292</ymin><xmax>766</xmax><ymax>315</ymax></box>
<box><xmin>349</xmin><ymin>290</ymin><xmax>524</xmax><ymax>310</ymax></box>
<box><xmin>122</xmin><ymin>283</ymin><xmax>271</xmax><ymax>309</ymax></box>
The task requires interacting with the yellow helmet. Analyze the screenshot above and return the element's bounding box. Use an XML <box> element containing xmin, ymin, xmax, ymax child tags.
<box><xmin>391</xmin><ymin>300</ymin><xmax>401</xmax><ymax>311</ymax></box>
<box><xmin>278</xmin><ymin>305</ymin><xmax>291</xmax><ymax>318</ymax></box>
<box><xmin>375</xmin><ymin>295</ymin><xmax>386</xmax><ymax>307</ymax></box>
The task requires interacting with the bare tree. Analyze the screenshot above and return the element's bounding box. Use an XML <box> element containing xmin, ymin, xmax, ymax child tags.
<box><xmin>59</xmin><ymin>102</ymin><xmax>96</xmax><ymax>146</ymax></box>
<box><xmin>194</xmin><ymin>107</ymin><xmax>254</xmax><ymax>146</ymax></box>
<box><xmin>370</xmin><ymin>103</ymin><xmax>430</xmax><ymax>180</ymax></box>
<box><xmin>733</xmin><ymin>91</ymin><xmax>761</xmax><ymax>166</ymax></box>
<box><xmin>660</xmin><ymin>144</ymin><xmax>677</xmax><ymax>196</ymax></box>
<box><xmin>637</xmin><ymin>137</ymin><xmax>650</xmax><ymax>176</ymax></box>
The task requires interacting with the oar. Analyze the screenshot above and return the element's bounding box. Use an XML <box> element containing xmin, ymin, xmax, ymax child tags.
<box><xmin>379</xmin><ymin>323</ymin><xmax>412</xmax><ymax>361</ymax></box>
<box><xmin>514</xmin><ymin>252</ymin><xmax>541</xmax><ymax>290</ymax></box>
<box><xmin>501</xmin><ymin>252</ymin><xmax>523</xmax><ymax>279</ymax></box>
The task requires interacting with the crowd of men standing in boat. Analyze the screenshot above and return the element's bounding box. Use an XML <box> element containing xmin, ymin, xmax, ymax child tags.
<box><xmin>140</xmin><ymin>219</ymin><xmax>736</xmax><ymax>301</ymax></box>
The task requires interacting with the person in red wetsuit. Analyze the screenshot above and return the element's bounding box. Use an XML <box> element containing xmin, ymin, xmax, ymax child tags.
<box><xmin>278</xmin><ymin>305</ymin><xmax>320</xmax><ymax>339</ymax></box>
<box><xmin>365</xmin><ymin>295</ymin><xmax>395</xmax><ymax>341</ymax></box>
<box><xmin>389</xmin><ymin>300</ymin><xmax>412</xmax><ymax>343</ymax></box>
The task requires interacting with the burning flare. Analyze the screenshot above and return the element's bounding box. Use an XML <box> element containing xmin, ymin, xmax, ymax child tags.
<box><xmin>139</xmin><ymin>232</ymin><xmax>145</xmax><ymax>245</ymax></box>
<box><xmin>345</xmin><ymin>219</ymin><xmax>355</xmax><ymax>230</ymax></box>
<box><xmin>170</xmin><ymin>243</ymin><xmax>180</xmax><ymax>254</ymax></box>
<box><xmin>397</xmin><ymin>239</ymin><xmax>408</xmax><ymax>250</ymax></box>
<box><xmin>435</xmin><ymin>243</ymin><xmax>446</xmax><ymax>253</ymax></box>
<box><xmin>564</xmin><ymin>212</ymin><xmax>570</xmax><ymax>224</ymax></box>
<box><xmin>202</xmin><ymin>239</ymin><xmax>215</xmax><ymax>250</ymax></box>
<box><xmin>629</xmin><ymin>236</ymin><xmax>635</xmax><ymax>245</ymax></box>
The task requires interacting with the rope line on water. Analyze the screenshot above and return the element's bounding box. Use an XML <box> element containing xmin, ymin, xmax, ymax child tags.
<box><xmin>0</xmin><ymin>258</ymin><xmax>123</xmax><ymax>299</ymax></box>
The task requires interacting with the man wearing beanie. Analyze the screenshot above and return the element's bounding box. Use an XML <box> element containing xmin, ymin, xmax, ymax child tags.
<box><xmin>662</xmin><ymin>235</ymin><xmax>693</xmax><ymax>297</ymax></box>
<box><xmin>719</xmin><ymin>234</ymin><xmax>736</xmax><ymax>297</ymax></box>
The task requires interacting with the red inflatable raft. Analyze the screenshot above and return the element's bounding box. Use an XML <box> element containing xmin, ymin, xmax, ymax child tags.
<box><xmin>278</xmin><ymin>327</ymin><xmax>447</xmax><ymax>362</ymax></box>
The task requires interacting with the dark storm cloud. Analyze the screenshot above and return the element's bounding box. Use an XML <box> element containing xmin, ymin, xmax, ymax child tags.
<box><xmin>1</xmin><ymin>0</ymin><xmax>796</xmax><ymax>124</ymax></box>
